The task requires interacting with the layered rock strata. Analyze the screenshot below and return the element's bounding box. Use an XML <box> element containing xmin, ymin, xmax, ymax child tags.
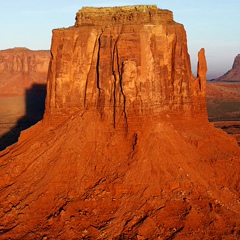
<box><xmin>0</xmin><ymin>48</ymin><xmax>50</xmax><ymax>96</ymax></box>
<box><xmin>0</xmin><ymin>6</ymin><xmax>239</xmax><ymax>239</ymax></box>
<box><xmin>0</xmin><ymin>48</ymin><xmax>50</xmax><ymax>150</ymax></box>
<box><xmin>45</xmin><ymin>5</ymin><xmax>207</xmax><ymax>126</ymax></box>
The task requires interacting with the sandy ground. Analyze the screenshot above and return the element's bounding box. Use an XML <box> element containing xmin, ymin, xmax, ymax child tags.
<box><xmin>0</xmin><ymin>95</ymin><xmax>45</xmax><ymax>150</ymax></box>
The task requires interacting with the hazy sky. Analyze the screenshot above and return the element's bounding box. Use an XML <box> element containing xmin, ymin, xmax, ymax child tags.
<box><xmin>1</xmin><ymin>0</ymin><xmax>240</xmax><ymax>79</ymax></box>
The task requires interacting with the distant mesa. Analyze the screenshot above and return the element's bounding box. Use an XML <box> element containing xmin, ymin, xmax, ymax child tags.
<box><xmin>0</xmin><ymin>48</ymin><xmax>50</xmax><ymax>96</ymax></box>
<box><xmin>0</xmin><ymin>48</ymin><xmax>49</xmax><ymax>150</ymax></box>
<box><xmin>213</xmin><ymin>54</ymin><xmax>240</xmax><ymax>82</ymax></box>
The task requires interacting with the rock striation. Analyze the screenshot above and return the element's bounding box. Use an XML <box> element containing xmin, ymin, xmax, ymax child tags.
<box><xmin>45</xmin><ymin>5</ymin><xmax>207</xmax><ymax>125</ymax></box>
<box><xmin>214</xmin><ymin>54</ymin><xmax>240</xmax><ymax>81</ymax></box>
<box><xmin>0</xmin><ymin>6</ymin><xmax>239</xmax><ymax>239</ymax></box>
<box><xmin>0</xmin><ymin>48</ymin><xmax>50</xmax><ymax>96</ymax></box>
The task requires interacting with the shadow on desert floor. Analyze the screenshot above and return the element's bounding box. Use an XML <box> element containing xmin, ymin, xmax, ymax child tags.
<box><xmin>0</xmin><ymin>84</ymin><xmax>46</xmax><ymax>151</ymax></box>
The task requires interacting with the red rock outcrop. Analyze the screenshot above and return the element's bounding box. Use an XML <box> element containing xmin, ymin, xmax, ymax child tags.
<box><xmin>45</xmin><ymin>5</ymin><xmax>207</xmax><ymax>124</ymax></box>
<box><xmin>0</xmin><ymin>48</ymin><xmax>50</xmax><ymax>96</ymax></box>
<box><xmin>0</xmin><ymin>6</ymin><xmax>239</xmax><ymax>239</ymax></box>
<box><xmin>213</xmin><ymin>54</ymin><xmax>240</xmax><ymax>81</ymax></box>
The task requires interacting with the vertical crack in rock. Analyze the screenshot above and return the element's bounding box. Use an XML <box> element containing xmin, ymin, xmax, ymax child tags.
<box><xmin>132</xmin><ymin>133</ymin><xmax>138</xmax><ymax>151</ymax></box>
<box><xmin>128</xmin><ymin>133</ymin><xmax>138</xmax><ymax>158</ymax></box>
<box><xmin>117</xmin><ymin>50</ymin><xmax>128</xmax><ymax>131</ymax></box>
<box><xmin>112</xmin><ymin>39</ymin><xmax>118</xmax><ymax>128</ymax></box>
<box><xmin>171</xmin><ymin>33</ymin><xmax>177</xmax><ymax>104</ymax></box>
<box><xmin>96</xmin><ymin>35</ymin><xmax>101</xmax><ymax>91</ymax></box>
<box><xmin>112</xmin><ymin>32</ymin><xmax>121</xmax><ymax>128</ymax></box>
<box><xmin>96</xmin><ymin>31</ymin><xmax>104</xmax><ymax>117</ymax></box>
<box><xmin>84</xmin><ymin>36</ymin><xmax>98</xmax><ymax>109</ymax></box>
<box><xmin>171</xmin><ymin>34</ymin><xmax>177</xmax><ymax>87</ymax></box>
<box><xmin>111</xmin><ymin>27</ymin><xmax>128</xmax><ymax>129</ymax></box>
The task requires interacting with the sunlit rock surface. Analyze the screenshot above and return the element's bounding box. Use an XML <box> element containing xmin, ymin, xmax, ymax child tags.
<box><xmin>0</xmin><ymin>48</ymin><xmax>50</xmax><ymax>96</ymax></box>
<box><xmin>45</xmin><ymin>5</ymin><xmax>207</xmax><ymax>124</ymax></box>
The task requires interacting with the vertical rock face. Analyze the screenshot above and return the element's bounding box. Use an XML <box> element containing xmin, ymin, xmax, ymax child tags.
<box><xmin>45</xmin><ymin>5</ymin><xmax>206</xmax><ymax>124</ymax></box>
<box><xmin>0</xmin><ymin>48</ymin><xmax>50</xmax><ymax>96</ymax></box>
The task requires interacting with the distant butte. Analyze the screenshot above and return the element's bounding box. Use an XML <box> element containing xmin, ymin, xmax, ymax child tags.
<box><xmin>0</xmin><ymin>48</ymin><xmax>50</xmax><ymax>96</ymax></box>
<box><xmin>0</xmin><ymin>6</ymin><xmax>239</xmax><ymax>239</ymax></box>
<box><xmin>213</xmin><ymin>54</ymin><xmax>240</xmax><ymax>81</ymax></box>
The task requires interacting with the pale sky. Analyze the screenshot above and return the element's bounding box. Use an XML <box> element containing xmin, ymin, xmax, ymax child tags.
<box><xmin>1</xmin><ymin>0</ymin><xmax>240</xmax><ymax>79</ymax></box>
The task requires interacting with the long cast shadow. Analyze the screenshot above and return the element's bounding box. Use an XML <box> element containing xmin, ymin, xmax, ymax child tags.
<box><xmin>0</xmin><ymin>84</ymin><xmax>46</xmax><ymax>151</ymax></box>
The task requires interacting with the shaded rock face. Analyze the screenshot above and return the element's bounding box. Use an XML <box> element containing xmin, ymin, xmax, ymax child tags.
<box><xmin>0</xmin><ymin>48</ymin><xmax>50</xmax><ymax>96</ymax></box>
<box><xmin>45</xmin><ymin>5</ymin><xmax>207</xmax><ymax>125</ymax></box>
<box><xmin>0</xmin><ymin>6</ymin><xmax>240</xmax><ymax>240</ymax></box>
<box><xmin>214</xmin><ymin>54</ymin><xmax>240</xmax><ymax>81</ymax></box>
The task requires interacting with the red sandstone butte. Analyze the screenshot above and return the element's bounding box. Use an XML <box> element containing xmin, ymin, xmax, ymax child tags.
<box><xmin>0</xmin><ymin>48</ymin><xmax>50</xmax><ymax>96</ymax></box>
<box><xmin>214</xmin><ymin>54</ymin><xmax>240</xmax><ymax>81</ymax></box>
<box><xmin>0</xmin><ymin>6</ymin><xmax>239</xmax><ymax>239</ymax></box>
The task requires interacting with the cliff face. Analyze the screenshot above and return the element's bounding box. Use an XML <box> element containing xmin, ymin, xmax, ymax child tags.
<box><xmin>45</xmin><ymin>5</ymin><xmax>207</xmax><ymax>125</ymax></box>
<box><xmin>0</xmin><ymin>48</ymin><xmax>50</xmax><ymax>96</ymax></box>
<box><xmin>0</xmin><ymin>6</ymin><xmax>239</xmax><ymax>239</ymax></box>
<box><xmin>214</xmin><ymin>54</ymin><xmax>240</xmax><ymax>81</ymax></box>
